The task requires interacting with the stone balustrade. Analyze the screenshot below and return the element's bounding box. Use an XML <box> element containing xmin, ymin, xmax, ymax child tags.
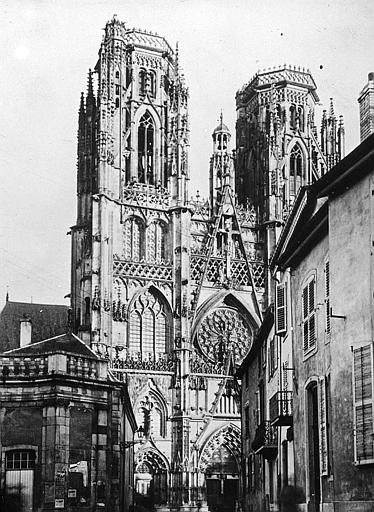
<box><xmin>0</xmin><ymin>353</ymin><xmax>107</xmax><ymax>381</ymax></box>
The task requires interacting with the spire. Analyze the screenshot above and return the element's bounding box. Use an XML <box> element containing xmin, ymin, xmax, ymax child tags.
<box><xmin>85</xmin><ymin>69</ymin><xmax>96</xmax><ymax>117</ymax></box>
<box><xmin>329</xmin><ymin>97</ymin><xmax>335</xmax><ymax>118</ymax></box>
<box><xmin>210</xmin><ymin>114</ymin><xmax>233</xmax><ymax>213</ymax></box>
<box><xmin>79</xmin><ymin>92</ymin><xmax>85</xmax><ymax>115</ymax></box>
<box><xmin>175</xmin><ymin>42</ymin><xmax>179</xmax><ymax>79</ymax></box>
<box><xmin>87</xmin><ymin>69</ymin><xmax>94</xmax><ymax>98</ymax></box>
<box><xmin>78</xmin><ymin>92</ymin><xmax>85</xmax><ymax>129</ymax></box>
<box><xmin>6</xmin><ymin>286</ymin><xmax>9</xmax><ymax>302</ymax></box>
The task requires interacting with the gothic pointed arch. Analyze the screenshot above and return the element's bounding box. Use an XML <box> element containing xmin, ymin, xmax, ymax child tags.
<box><xmin>127</xmin><ymin>286</ymin><xmax>172</xmax><ymax>359</ymax></box>
<box><xmin>138</xmin><ymin>111</ymin><xmax>155</xmax><ymax>184</ymax></box>
<box><xmin>135</xmin><ymin>447</ymin><xmax>169</xmax><ymax>505</ymax></box>
<box><xmin>288</xmin><ymin>142</ymin><xmax>305</xmax><ymax>198</ymax></box>
<box><xmin>123</xmin><ymin>215</ymin><xmax>145</xmax><ymax>261</ymax></box>
<box><xmin>135</xmin><ymin>447</ymin><xmax>170</xmax><ymax>473</ymax></box>
<box><xmin>134</xmin><ymin>386</ymin><xmax>168</xmax><ymax>440</ymax></box>
<box><xmin>146</xmin><ymin>220</ymin><xmax>168</xmax><ymax>262</ymax></box>
<box><xmin>133</xmin><ymin>104</ymin><xmax>162</xmax><ymax>185</ymax></box>
<box><xmin>199</xmin><ymin>424</ymin><xmax>241</xmax><ymax>474</ymax></box>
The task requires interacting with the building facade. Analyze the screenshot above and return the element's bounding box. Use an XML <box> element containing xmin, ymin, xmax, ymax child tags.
<box><xmin>235</xmin><ymin>69</ymin><xmax>346</xmax><ymax>512</ymax></box>
<box><xmin>238</xmin><ymin>133</ymin><xmax>374</xmax><ymax>512</ymax></box>
<box><xmin>69</xmin><ymin>17</ymin><xmax>345</xmax><ymax>512</ymax></box>
<box><xmin>0</xmin><ymin>331</ymin><xmax>137</xmax><ymax>512</ymax></box>
<box><xmin>270</xmin><ymin>132</ymin><xmax>374</xmax><ymax>512</ymax></box>
<box><xmin>70</xmin><ymin>17</ymin><xmax>265</xmax><ymax>512</ymax></box>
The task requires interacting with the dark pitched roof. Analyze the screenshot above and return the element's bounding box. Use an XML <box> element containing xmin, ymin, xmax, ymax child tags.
<box><xmin>3</xmin><ymin>332</ymin><xmax>98</xmax><ymax>359</ymax></box>
<box><xmin>0</xmin><ymin>301</ymin><xmax>69</xmax><ymax>353</ymax></box>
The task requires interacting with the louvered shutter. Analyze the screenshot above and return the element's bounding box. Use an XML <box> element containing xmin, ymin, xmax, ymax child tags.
<box><xmin>319</xmin><ymin>376</ymin><xmax>329</xmax><ymax>475</ymax></box>
<box><xmin>353</xmin><ymin>344</ymin><xmax>374</xmax><ymax>463</ymax></box>
<box><xmin>302</xmin><ymin>286</ymin><xmax>309</xmax><ymax>351</ymax></box>
<box><xmin>308</xmin><ymin>279</ymin><xmax>316</xmax><ymax>348</ymax></box>
<box><xmin>325</xmin><ymin>261</ymin><xmax>331</xmax><ymax>337</ymax></box>
<box><xmin>302</xmin><ymin>278</ymin><xmax>316</xmax><ymax>352</ymax></box>
<box><xmin>276</xmin><ymin>283</ymin><xmax>287</xmax><ymax>336</ymax></box>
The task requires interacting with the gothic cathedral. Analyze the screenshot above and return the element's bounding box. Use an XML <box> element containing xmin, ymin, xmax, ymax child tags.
<box><xmin>70</xmin><ymin>17</ymin><xmax>344</xmax><ymax>511</ymax></box>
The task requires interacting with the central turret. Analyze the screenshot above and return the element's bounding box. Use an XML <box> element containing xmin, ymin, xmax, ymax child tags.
<box><xmin>209</xmin><ymin>113</ymin><xmax>235</xmax><ymax>214</ymax></box>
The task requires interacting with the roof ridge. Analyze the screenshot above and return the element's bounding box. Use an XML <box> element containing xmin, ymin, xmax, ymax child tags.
<box><xmin>5</xmin><ymin>301</ymin><xmax>68</xmax><ymax>308</ymax></box>
<box><xmin>71</xmin><ymin>333</ymin><xmax>100</xmax><ymax>359</ymax></box>
<box><xmin>3</xmin><ymin>333</ymin><xmax>67</xmax><ymax>354</ymax></box>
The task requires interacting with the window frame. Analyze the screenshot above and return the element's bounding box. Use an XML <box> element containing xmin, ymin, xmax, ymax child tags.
<box><xmin>324</xmin><ymin>260</ymin><xmax>331</xmax><ymax>342</ymax></box>
<box><xmin>352</xmin><ymin>343</ymin><xmax>374</xmax><ymax>465</ymax></box>
<box><xmin>302</xmin><ymin>274</ymin><xmax>317</xmax><ymax>356</ymax></box>
<box><xmin>275</xmin><ymin>282</ymin><xmax>287</xmax><ymax>336</ymax></box>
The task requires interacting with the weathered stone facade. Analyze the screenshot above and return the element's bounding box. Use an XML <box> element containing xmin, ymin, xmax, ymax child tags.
<box><xmin>0</xmin><ymin>333</ymin><xmax>137</xmax><ymax>512</ymax></box>
<box><xmin>254</xmin><ymin>133</ymin><xmax>374</xmax><ymax>512</ymax></box>
<box><xmin>235</xmin><ymin>69</ymin><xmax>345</xmax><ymax>512</ymax></box>
<box><xmin>69</xmin><ymin>17</ymin><xmax>345</xmax><ymax>512</ymax></box>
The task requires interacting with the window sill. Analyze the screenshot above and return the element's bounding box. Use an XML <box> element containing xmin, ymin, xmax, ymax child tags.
<box><xmin>303</xmin><ymin>346</ymin><xmax>317</xmax><ymax>361</ymax></box>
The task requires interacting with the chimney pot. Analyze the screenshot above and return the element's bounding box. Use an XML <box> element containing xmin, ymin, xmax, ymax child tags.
<box><xmin>20</xmin><ymin>317</ymin><xmax>32</xmax><ymax>347</ymax></box>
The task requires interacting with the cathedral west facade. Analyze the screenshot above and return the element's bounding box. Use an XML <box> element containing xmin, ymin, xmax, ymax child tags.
<box><xmin>70</xmin><ymin>17</ymin><xmax>344</xmax><ymax>511</ymax></box>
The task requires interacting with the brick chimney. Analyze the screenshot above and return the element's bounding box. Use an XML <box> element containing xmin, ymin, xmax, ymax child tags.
<box><xmin>20</xmin><ymin>316</ymin><xmax>32</xmax><ymax>347</ymax></box>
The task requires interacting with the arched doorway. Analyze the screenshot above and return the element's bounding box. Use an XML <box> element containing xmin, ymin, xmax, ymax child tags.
<box><xmin>199</xmin><ymin>425</ymin><xmax>240</xmax><ymax>512</ymax></box>
<box><xmin>134</xmin><ymin>449</ymin><xmax>168</xmax><ymax>509</ymax></box>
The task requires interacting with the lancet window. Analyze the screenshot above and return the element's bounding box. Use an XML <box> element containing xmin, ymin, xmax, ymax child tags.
<box><xmin>149</xmin><ymin>70</ymin><xmax>156</xmax><ymax>97</ymax></box>
<box><xmin>139</xmin><ymin>68</ymin><xmax>146</xmax><ymax>95</ymax></box>
<box><xmin>128</xmin><ymin>290</ymin><xmax>170</xmax><ymax>359</ymax></box>
<box><xmin>290</xmin><ymin>104</ymin><xmax>297</xmax><ymax>129</ymax></box>
<box><xmin>297</xmin><ymin>106</ymin><xmax>304</xmax><ymax>131</ymax></box>
<box><xmin>138</xmin><ymin>112</ymin><xmax>155</xmax><ymax>184</ymax></box>
<box><xmin>147</xmin><ymin>222</ymin><xmax>166</xmax><ymax>262</ymax></box>
<box><xmin>289</xmin><ymin>144</ymin><xmax>304</xmax><ymax>198</ymax></box>
<box><xmin>123</xmin><ymin>217</ymin><xmax>143</xmax><ymax>261</ymax></box>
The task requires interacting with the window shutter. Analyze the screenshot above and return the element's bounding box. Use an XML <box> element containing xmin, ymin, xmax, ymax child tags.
<box><xmin>302</xmin><ymin>286</ymin><xmax>308</xmax><ymax>351</ymax></box>
<box><xmin>302</xmin><ymin>278</ymin><xmax>316</xmax><ymax>352</ymax></box>
<box><xmin>353</xmin><ymin>344</ymin><xmax>374</xmax><ymax>463</ymax></box>
<box><xmin>255</xmin><ymin>391</ymin><xmax>260</xmax><ymax>426</ymax></box>
<box><xmin>325</xmin><ymin>261</ymin><xmax>331</xmax><ymax>337</ymax></box>
<box><xmin>319</xmin><ymin>376</ymin><xmax>329</xmax><ymax>475</ymax></box>
<box><xmin>308</xmin><ymin>279</ymin><xmax>316</xmax><ymax>348</ymax></box>
<box><xmin>276</xmin><ymin>283</ymin><xmax>287</xmax><ymax>336</ymax></box>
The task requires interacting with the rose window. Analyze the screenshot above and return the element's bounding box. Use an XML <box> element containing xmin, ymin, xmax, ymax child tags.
<box><xmin>196</xmin><ymin>307</ymin><xmax>253</xmax><ymax>365</ymax></box>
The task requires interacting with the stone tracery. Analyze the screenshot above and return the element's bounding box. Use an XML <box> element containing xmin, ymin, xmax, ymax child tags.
<box><xmin>196</xmin><ymin>307</ymin><xmax>253</xmax><ymax>366</ymax></box>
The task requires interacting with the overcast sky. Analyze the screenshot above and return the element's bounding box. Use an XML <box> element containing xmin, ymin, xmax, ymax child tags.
<box><xmin>0</xmin><ymin>0</ymin><xmax>373</xmax><ymax>308</ymax></box>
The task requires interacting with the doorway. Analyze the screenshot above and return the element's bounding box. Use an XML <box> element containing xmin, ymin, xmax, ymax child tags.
<box><xmin>205</xmin><ymin>445</ymin><xmax>239</xmax><ymax>512</ymax></box>
<box><xmin>4</xmin><ymin>450</ymin><xmax>35</xmax><ymax>512</ymax></box>
<box><xmin>307</xmin><ymin>382</ymin><xmax>320</xmax><ymax>512</ymax></box>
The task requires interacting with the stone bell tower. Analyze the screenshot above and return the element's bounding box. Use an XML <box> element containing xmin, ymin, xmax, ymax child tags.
<box><xmin>70</xmin><ymin>16</ymin><xmax>189</xmax><ymax>353</ymax></box>
<box><xmin>70</xmin><ymin>16</ymin><xmax>267</xmax><ymax>512</ymax></box>
<box><xmin>235</xmin><ymin>65</ymin><xmax>345</xmax><ymax>270</ymax></box>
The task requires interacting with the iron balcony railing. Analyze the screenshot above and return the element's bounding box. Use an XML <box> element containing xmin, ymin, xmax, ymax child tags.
<box><xmin>251</xmin><ymin>420</ymin><xmax>278</xmax><ymax>459</ymax></box>
<box><xmin>269</xmin><ymin>391</ymin><xmax>293</xmax><ymax>427</ymax></box>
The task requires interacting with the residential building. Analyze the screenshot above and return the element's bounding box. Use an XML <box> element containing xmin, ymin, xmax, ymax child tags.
<box><xmin>238</xmin><ymin>132</ymin><xmax>374</xmax><ymax>512</ymax></box>
<box><xmin>270</xmin><ymin>132</ymin><xmax>374</xmax><ymax>512</ymax></box>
